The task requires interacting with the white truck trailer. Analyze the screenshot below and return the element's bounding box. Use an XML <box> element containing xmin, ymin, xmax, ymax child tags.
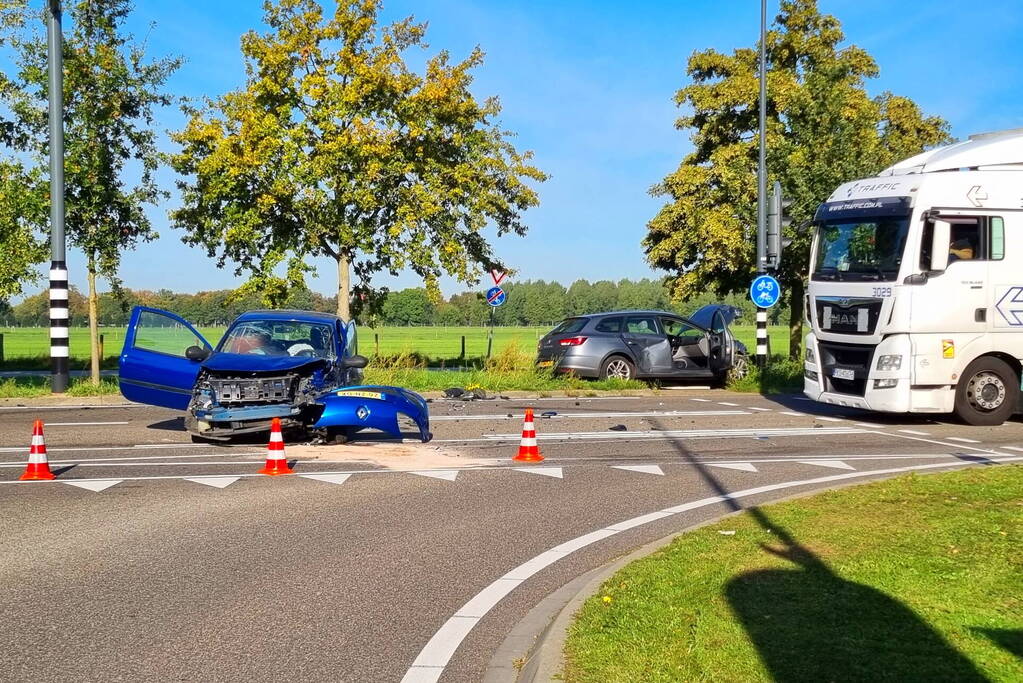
<box><xmin>803</xmin><ymin>128</ymin><xmax>1023</xmax><ymax>425</ymax></box>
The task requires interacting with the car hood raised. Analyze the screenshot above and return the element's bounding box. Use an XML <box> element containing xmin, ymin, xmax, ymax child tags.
<box><xmin>201</xmin><ymin>352</ymin><xmax>330</xmax><ymax>374</ymax></box>
<box><xmin>689</xmin><ymin>304</ymin><xmax>742</xmax><ymax>330</ymax></box>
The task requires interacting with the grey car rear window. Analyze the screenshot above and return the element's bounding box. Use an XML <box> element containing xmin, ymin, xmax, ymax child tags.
<box><xmin>594</xmin><ymin>317</ymin><xmax>622</xmax><ymax>333</ymax></box>
<box><xmin>550</xmin><ymin>318</ymin><xmax>587</xmax><ymax>335</ymax></box>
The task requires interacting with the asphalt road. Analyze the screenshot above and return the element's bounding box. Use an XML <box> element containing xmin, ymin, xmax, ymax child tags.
<box><xmin>1</xmin><ymin>391</ymin><xmax>1021</xmax><ymax>682</ymax></box>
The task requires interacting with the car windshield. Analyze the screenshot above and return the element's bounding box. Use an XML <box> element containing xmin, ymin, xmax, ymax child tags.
<box><xmin>219</xmin><ymin>320</ymin><xmax>335</xmax><ymax>358</ymax></box>
<box><xmin>813</xmin><ymin>216</ymin><xmax>910</xmax><ymax>282</ymax></box>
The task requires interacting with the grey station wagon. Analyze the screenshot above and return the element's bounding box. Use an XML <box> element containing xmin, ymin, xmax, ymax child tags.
<box><xmin>536</xmin><ymin>305</ymin><xmax>748</xmax><ymax>382</ymax></box>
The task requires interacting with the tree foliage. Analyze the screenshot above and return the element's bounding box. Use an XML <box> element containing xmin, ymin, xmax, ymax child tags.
<box><xmin>645</xmin><ymin>0</ymin><xmax>950</xmax><ymax>357</ymax></box>
<box><xmin>0</xmin><ymin>0</ymin><xmax>181</xmax><ymax>380</ymax></box>
<box><xmin>170</xmin><ymin>0</ymin><xmax>546</xmax><ymax>322</ymax></box>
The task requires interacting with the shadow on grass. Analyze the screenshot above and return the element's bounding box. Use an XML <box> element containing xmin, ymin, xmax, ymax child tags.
<box><xmin>651</xmin><ymin>418</ymin><xmax>986</xmax><ymax>682</ymax></box>
<box><xmin>973</xmin><ymin>627</ymin><xmax>1023</xmax><ymax>660</ymax></box>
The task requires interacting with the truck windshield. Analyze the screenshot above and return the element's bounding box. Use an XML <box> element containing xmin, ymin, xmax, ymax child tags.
<box><xmin>812</xmin><ymin>216</ymin><xmax>910</xmax><ymax>282</ymax></box>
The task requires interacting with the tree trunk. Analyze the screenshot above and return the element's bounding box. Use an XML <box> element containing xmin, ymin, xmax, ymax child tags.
<box><xmin>87</xmin><ymin>263</ymin><xmax>100</xmax><ymax>385</ymax></box>
<box><xmin>788</xmin><ymin>278</ymin><xmax>805</xmax><ymax>360</ymax></box>
<box><xmin>336</xmin><ymin>253</ymin><xmax>351</xmax><ymax>321</ymax></box>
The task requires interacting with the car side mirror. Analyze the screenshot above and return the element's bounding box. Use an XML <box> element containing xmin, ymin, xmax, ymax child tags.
<box><xmin>342</xmin><ymin>354</ymin><xmax>369</xmax><ymax>369</ymax></box>
<box><xmin>185</xmin><ymin>345</ymin><xmax>210</xmax><ymax>362</ymax></box>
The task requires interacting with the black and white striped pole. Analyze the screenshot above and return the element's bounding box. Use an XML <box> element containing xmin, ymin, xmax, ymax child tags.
<box><xmin>47</xmin><ymin>0</ymin><xmax>69</xmax><ymax>393</ymax></box>
<box><xmin>755</xmin><ymin>0</ymin><xmax>768</xmax><ymax>368</ymax></box>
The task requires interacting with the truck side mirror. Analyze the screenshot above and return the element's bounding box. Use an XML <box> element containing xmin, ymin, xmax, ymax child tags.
<box><xmin>930</xmin><ymin>219</ymin><xmax>951</xmax><ymax>272</ymax></box>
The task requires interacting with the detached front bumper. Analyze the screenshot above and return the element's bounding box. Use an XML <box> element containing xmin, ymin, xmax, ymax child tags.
<box><xmin>187</xmin><ymin>402</ymin><xmax>308</xmax><ymax>438</ymax></box>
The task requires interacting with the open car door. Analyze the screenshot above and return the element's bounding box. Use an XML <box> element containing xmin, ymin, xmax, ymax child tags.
<box><xmin>707</xmin><ymin>308</ymin><xmax>736</xmax><ymax>374</ymax></box>
<box><xmin>119</xmin><ymin>306</ymin><xmax>213</xmax><ymax>410</ymax></box>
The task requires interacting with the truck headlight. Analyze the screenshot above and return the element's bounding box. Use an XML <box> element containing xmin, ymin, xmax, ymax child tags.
<box><xmin>805</xmin><ymin>345</ymin><xmax>815</xmax><ymax>363</ymax></box>
<box><xmin>876</xmin><ymin>354</ymin><xmax>902</xmax><ymax>371</ymax></box>
<box><xmin>873</xmin><ymin>379</ymin><xmax>898</xmax><ymax>389</ymax></box>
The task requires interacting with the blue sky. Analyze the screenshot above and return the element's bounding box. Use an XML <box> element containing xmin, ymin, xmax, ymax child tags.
<box><xmin>41</xmin><ymin>0</ymin><xmax>1023</xmax><ymax>298</ymax></box>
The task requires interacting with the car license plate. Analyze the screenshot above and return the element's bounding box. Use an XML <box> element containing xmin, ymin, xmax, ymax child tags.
<box><xmin>336</xmin><ymin>390</ymin><xmax>385</xmax><ymax>400</ymax></box>
<box><xmin>832</xmin><ymin>368</ymin><xmax>855</xmax><ymax>381</ymax></box>
<box><xmin>537</xmin><ymin>360</ymin><xmax>554</xmax><ymax>368</ymax></box>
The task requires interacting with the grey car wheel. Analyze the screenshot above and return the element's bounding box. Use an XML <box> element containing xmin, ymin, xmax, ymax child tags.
<box><xmin>601</xmin><ymin>356</ymin><xmax>635</xmax><ymax>381</ymax></box>
<box><xmin>729</xmin><ymin>353</ymin><xmax>750</xmax><ymax>381</ymax></box>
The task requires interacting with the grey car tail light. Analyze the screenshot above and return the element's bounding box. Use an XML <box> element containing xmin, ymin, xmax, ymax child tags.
<box><xmin>558</xmin><ymin>336</ymin><xmax>588</xmax><ymax>346</ymax></box>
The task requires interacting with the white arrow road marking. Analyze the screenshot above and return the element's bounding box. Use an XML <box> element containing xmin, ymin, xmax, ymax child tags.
<box><xmin>402</xmin><ymin>456</ymin><xmax>1023</xmax><ymax>683</ymax></box>
<box><xmin>63</xmin><ymin>479</ymin><xmax>121</xmax><ymax>492</ymax></box>
<box><xmin>799</xmin><ymin>459</ymin><xmax>856</xmax><ymax>470</ymax></box>
<box><xmin>513</xmin><ymin>467</ymin><xmax>563</xmax><ymax>479</ymax></box>
<box><xmin>410</xmin><ymin>470</ymin><xmax>458</xmax><ymax>482</ymax></box>
<box><xmin>185</xmin><ymin>476</ymin><xmax>239</xmax><ymax>489</ymax></box>
<box><xmin>707</xmin><ymin>462</ymin><xmax>758</xmax><ymax>472</ymax></box>
<box><xmin>300</xmin><ymin>473</ymin><xmax>353</xmax><ymax>486</ymax></box>
<box><xmin>611</xmin><ymin>465</ymin><xmax>664</xmax><ymax>476</ymax></box>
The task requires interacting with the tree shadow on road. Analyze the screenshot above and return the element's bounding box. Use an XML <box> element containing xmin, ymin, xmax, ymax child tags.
<box><xmin>651</xmin><ymin>419</ymin><xmax>987</xmax><ymax>682</ymax></box>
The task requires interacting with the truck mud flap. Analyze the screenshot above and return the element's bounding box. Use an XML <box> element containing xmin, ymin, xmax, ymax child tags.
<box><xmin>313</xmin><ymin>385</ymin><xmax>431</xmax><ymax>442</ymax></box>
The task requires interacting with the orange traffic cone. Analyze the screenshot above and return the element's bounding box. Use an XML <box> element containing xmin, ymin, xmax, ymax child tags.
<box><xmin>513</xmin><ymin>407</ymin><xmax>544</xmax><ymax>462</ymax></box>
<box><xmin>258</xmin><ymin>417</ymin><xmax>294</xmax><ymax>476</ymax></box>
<box><xmin>20</xmin><ymin>420</ymin><xmax>55</xmax><ymax>481</ymax></box>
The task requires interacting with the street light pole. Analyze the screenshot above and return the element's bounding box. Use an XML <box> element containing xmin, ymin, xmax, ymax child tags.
<box><xmin>755</xmin><ymin>0</ymin><xmax>769</xmax><ymax>367</ymax></box>
<box><xmin>47</xmin><ymin>0</ymin><xmax>69</xmax><ymax>393</ymax></box>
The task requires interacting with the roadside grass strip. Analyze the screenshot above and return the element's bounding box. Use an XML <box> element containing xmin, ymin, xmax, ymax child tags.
<box><xmin>563</xmin><ymin>464</ymin><xmax>1023</xmax><ymax>683</ymax></box>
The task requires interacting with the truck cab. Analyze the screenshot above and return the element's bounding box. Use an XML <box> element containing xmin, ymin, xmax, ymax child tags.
<box><xmin>803</xmin><ymin>129</ymin><xmax>1023</xmax><ymax>425</ymax></box>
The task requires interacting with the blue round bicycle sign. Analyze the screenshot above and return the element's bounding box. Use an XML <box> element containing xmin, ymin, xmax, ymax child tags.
<box><xmin>485</xmin><ymin>286</ymin><xmax>507</xmax><ymax>307</ymax></box>
<box><xmin>749</xmin><ymin>274</ymin><xmax>781</xmax><ymax>308</ymax></box>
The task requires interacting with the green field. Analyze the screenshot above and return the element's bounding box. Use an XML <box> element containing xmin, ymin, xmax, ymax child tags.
<box><xmin>0</xmin><ymin>323</ymin><xmax>792</xmax><ymax>368</ymax></box>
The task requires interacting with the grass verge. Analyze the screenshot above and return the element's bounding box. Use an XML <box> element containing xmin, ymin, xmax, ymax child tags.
<box><xmin>728</xmin><ymin>356</ymin><xmax>803</xmax><ymax>394</ymax></box>
<box><xmin>564</xmin><ymin>465</ymin><xmax>1023</xmax><ymax>682</ymax></box>
<box><xmin>0</xmin><ymin>377</ymin><xmax>121</xmax><ymax>398</ymax></box>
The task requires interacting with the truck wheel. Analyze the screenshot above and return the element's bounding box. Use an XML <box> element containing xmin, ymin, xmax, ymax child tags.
<box><xmin>601</xmin><ymin>355</ymin><xmax>635</xmax><ymax>381</ymax></box>
<box><xmin>954</xmin><ymin>357</ymin><xmax>1019</xmax><ymax>426</ymax></box>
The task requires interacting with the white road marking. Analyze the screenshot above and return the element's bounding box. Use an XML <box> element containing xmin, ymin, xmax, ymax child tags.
<box><xmin>0</xmin><ymin>451</ymin><xmax>258</xmax><ymax>465</ymax></box>
<box><xmin>185</xmin><ymin>476</ymin><xmax>239</xmax><ymax>489</ymax></box>
<box><xmin>946</xmin><ymin>437</ymin><xmax>981</xmax><ymax>444</ymax></box>
<box><xmin>0</xmin><ymin>404</ymin><xmax>144</xmax><ymax>410</ymax></box>
<box><xmin>401</xmin><ymin>455</ymin><xmax>1023</xmax><ymax>683</ymax></box>
<box><xmin>717</xmin><ymin>402</ymin><xmax>740</xmax><ymax>407</ymax></box>
<box><xmin>781</xmin><ymin>411</ymin><xmax>807</xmax><ymax>417</ymax></box>
<box><xmin>706</xmin><ymin>462</ymin><xmax>758</xmax><ymax>473</ymax></box>
<box><xmin>898</xmin><ymin>429</ymin><xmax>931</xmax><ymax>436</ymax></box>
<box><xmin>410</xmin><ymin>470</ymin><xmax>458</xmax><ymax>482</ymax></box>
<box><xmin>63</xmin><ymin>479</ymin><xmax>121</xmax><ymax>492</ymax></box>
<box><xmin>431</xmin><ymin>410</ymin><xmax>750</xmax><ymax>421</ymax></box>
<box><xmin>42</xmin><ymin>421</ymin><xmax>132</xmax><ymax>427</ymax></box>
<box><xmin>300</xmin><ymin>473</ymin><xmax>352</xmax><ymax>486</ymax></box>
<box><xmin>456</xmin><ymin>426</ymin><xmax>863</xmax><ymax>444</ymax></box>
<box><xmin>1001</xmin><ymin>446</ymin><xmax>1023</xmax><ymax>452</ymax></box>
<box><xmin>0</xmin><ymin>443</ymin><xmax>228</xmax><ymax>454</ymax></box>
<box><xmin>855</xmin><ymin>422</ymin><xmax>884</xmax><ymax>428</ymax></box>
<box><xmin>799</xmin><ymin>459</ymin><xmax>856</xmax><ymax>470</ymax></box>
<box><xmin>513</xmin><ymin>467</ymin><xmax>563</xmax><ymax>479</ymax></box>
<box><xmin>813</xmin><ymin>416</ymin><xmax>844</xmax><ymax>423</ymax></box>
<box><xmin>689</xmin><ymin>398</ymin><xmax>711</xmax><ymax>402</ymax></box>
<box><xmin>611</xmin><ymin>465</ymin><xmax>664</xmax><ymax>476</ymax></box>
<box><xmin>748</xmin><ymin>407</ymin><xmax>773</xmax><ymax>412</ymax></box>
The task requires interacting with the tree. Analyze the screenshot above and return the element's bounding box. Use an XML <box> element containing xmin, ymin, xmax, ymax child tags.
<box><xmin>2</xmin><ymin>0</ymin><xmax>181</xmax><ymax>382</ymax></box>
<box><xmin>381</xmin><ymin>288</ymin><xmax>433</xmax><ymax>326</ymax></box>
<box><xmin>645</xmin><ymin>0</ymin><xmax>950</xmax><ymax>358</ymax></box>
<box><xmin>171</xmin><ymin>0</ymin><xmax>546</xmax><ymax>323</ymax></box>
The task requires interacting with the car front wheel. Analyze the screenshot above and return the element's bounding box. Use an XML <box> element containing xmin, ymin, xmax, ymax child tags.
<box><xmin>601</xmin><ymin>355</ymin><xmax>636</xmax><ymax>381</ymax></box>
<box><xmin>953</xmin><ymin>356</ymin><xmax>1019</xmax><ymax>426</ymax></box>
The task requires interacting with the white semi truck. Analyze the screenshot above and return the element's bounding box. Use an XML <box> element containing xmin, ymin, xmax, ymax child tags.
<box><xmin>803</xmin><ymin>128</ymin><xmax>1023</xmax><ymax>425</ymax></box>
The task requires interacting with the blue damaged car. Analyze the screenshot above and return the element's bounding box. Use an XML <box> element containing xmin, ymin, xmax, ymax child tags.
<box><xmin>118</xmin><ymin>307</ymin><xmax>431</xmax><ymax>443</ymax></box>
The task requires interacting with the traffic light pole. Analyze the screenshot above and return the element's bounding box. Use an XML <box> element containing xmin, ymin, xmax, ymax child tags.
<box><xmin>755</xmin><ymin>0</ymin><xmax>768</xmax><ymax>368</ymax></box>
<box><xmin>48</xmin><ymin>0</ymin><xmax>69</xmax><ymax>393</ymax></box>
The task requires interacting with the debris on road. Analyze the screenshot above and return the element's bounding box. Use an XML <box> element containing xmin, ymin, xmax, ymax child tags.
<box><xmin>718</xmin><ymin>530</ymin><xmax>736</xmax><ymax>536</ymax></box>
<box><xmin>541</xmin><ymin>411</ymin><xmax>557</xmax><ymax>418</ymax></box>
<box><xmin>609</xmin><ymin>424</ymin><xmax>627</xmax><ymax>431</ymax></box>
<box><xmin>443</xmin><ymin>387</ymin><xmax>465</xmax><ymax>398</ymax></box>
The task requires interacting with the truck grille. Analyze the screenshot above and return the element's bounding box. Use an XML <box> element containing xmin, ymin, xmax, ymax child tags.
<box><xmin>815</xmin><ymin>297</ymin><xmax>883</xmax><ymax>335</ymax></box>
<box><xmin>210</xmin><ymin>375</ymin><xmax>295</xmax><ymax>404</ymax></box>
<box><xmin>818</xmin><ymin>342</ymin><xmax>875</xmax><ymax>397</ymax></box>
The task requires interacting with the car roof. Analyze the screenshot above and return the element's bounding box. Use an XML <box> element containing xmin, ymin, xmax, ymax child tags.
<box><xmin>572</xmin><ymin>310</ymin><xmax>685</xmax><ymax>319</ymax></box>
<box><xmin>233</xmin><ymin>309</ymin><xmax>343</xmax><ymax>324</ymax></box>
